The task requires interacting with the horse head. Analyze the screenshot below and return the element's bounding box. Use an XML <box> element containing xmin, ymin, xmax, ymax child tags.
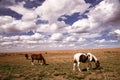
<box><xmin>95</xmin><ymin>61</ymin><xmax>100</xmax><ymax>68</ymax></box>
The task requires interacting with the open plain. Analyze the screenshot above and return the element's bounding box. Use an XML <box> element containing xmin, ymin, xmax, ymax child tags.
<box><xmin>0</xmin><ymin>48</ymin><xmax>120</xmax><ymax>80</ymax></box>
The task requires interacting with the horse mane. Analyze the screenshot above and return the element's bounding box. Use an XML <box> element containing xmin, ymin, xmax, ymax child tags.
<box><xmin>87</xmin><ymin>53</ymin><xmax>98</xmax><ymax>62</ymax></box>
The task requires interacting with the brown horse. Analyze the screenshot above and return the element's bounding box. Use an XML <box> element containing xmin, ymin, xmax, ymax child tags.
<box><xmin>31</xmin><ymin>54</ymin><xmax>47</xmax><ymax>65</ymax></box>
<box><xmin>25</xmin><ymin>54</ymin><xmax>29</xmax><ymax>60</ymax></box>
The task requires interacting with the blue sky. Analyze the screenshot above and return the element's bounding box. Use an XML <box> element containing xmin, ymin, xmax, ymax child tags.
<box><xmin>0</xmin><ymin>0</ymin><xmax>120</xmax><ymax>52</ymax></box>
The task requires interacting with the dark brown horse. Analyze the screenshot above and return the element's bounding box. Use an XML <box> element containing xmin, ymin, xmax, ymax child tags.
<box><xmin>25</xmin><ymin>54</ymin><xmax>29</xmax><ymax>60</ymax></box>
<box><xmin>31</xmin><ymin>54</ymin><xmax>46</xmax><ymax>65</ymax></box>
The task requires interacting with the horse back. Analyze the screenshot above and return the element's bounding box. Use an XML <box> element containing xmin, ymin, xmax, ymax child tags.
<box><xmin>79</xmin><ymin>54</ymin><xmax>88</xmax><ymax>63</ymax></box>
<box><xmin>31</xmin><ymin>54</ymin><xmax>43</xmax><ymax>60</ymax></box>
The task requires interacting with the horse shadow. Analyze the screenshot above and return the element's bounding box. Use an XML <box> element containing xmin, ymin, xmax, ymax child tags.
<box><xmin>82</xmin><ymin>68</ymin><xmax>87</xmax><ymax>71</ymax></box>
<box><xmin>81</xmin><ymin>67</ymin><xmax>103</xmax><ymax>72</ymax></box>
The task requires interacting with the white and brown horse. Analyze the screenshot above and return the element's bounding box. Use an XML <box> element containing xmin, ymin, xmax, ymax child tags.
<box><xmin>73</xmin><ymin>53</ymin><xmax>100</xmax><ymax>72</ymax></box>
<box><xmin>31</xmin><ymin>54</ymin><xmax>47</xmax><ymax>65</ymax></box>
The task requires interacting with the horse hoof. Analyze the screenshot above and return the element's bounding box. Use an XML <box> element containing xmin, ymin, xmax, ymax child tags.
<box><xmin>31</xmin><ymin>63</ymin><xmax>34</xmax><ymax>65</ymax></box>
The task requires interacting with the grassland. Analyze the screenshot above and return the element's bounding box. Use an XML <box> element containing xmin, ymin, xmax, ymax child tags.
<box><xmin>0</xmin><ymin>48</ymin><xmax>120</xmax><ymax>80</ymax></box>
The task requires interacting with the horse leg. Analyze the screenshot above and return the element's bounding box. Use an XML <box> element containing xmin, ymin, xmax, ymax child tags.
<box><xmin>40</xmin><ymin>60</ymin><xmax>43</xmax><ymax>65</ymax></box>
<box><xmin>77</xmin><ymin>62</ymin><xmax>81</xmax><ymax>72</ymax></box>
<box><xmin>87</xmin><ymin>62</ymin><xmax>92</xmax><ymax>71</ymax></box>
<box><xmin>31</xmin><ymin>59</ymin><xmax>34</xmax><ymax>65</ymax></box>
<box><xmin>38</xmin><ymin>60</ymin><xmax>42</xmax><ymax>65</ymax></box>
<box><xmin>38</xmin><ymin>60</ymin><xmax>40</xmax><ymax>65</ymax></box>
<box><xmin>73</xmin><ymin>62</ymin><xmax>76</xmax><ymax>71</ymax></box>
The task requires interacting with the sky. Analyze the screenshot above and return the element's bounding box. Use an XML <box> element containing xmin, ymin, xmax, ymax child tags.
<box><xmin>0</xmin><ymin>0</ymin><xmax>120</xmax><ymax>52</ymax></box>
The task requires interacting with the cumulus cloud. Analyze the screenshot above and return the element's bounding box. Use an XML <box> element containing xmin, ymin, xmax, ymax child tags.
<box><xmin>70</xmin><ymin>0</ymin><xmax>120</xmax><ymax>39</ymax></box>
<box><xmin>64</xmin><ymin>36</ymin><xmax>77</xmax><ymax>42</ymax></box>
<box><xmin>20</xmin><ymin>33</ymin><xmax>45</xmax><ymax>41</ymax></box>
<box><xmin>88</xmin><ymin>0</ymin><xmax>120</xmax><ymax>28</ymax></box>
<box><xmin>49</xmin><ymin>33</ymin><xmax>63</xmax><ymax>41</ymax></box>
<box><xmin>8</xmin><ymin>1</ymin><xmax>31</xmax><ymax>15</ymax></box>
<box><xmin>78</xmin><ymin>38</ymin><xmax>86</xmax><ymax>42</ymax></box>
<box><xmin>0</xmin><ymin>0</ymin><xmax>120</xmax><ymax>52</ymax></box>
<box><xmin>1</xmin><ymin>41</ymin><xmax>13</xmax><ymax>46</ymax></box>
<box><xmin>109</xmin><ymin>29</ymin><xmax>120</xmax><ymax>40</ymax></box>
<box><xmin>0</xmin><ymin>32</ymin><xmax>46</xmax><ymax>49</ymax></box>
<box><xmin>35</xmin><ymin>0</ymin><xmax>90</xmax><ymax>23</ymax></box>
<box><xmin>22</xmin><ymin>12</ymin><xmax>37</xmax><ymax>21</ymax></box>
<box><xmin>95</xmin><ymin>39</ymin><xmax>117</xmax><ymax>43</ymax></box>
<box><xmin>0</xmin><ymin>16</ymin><xmax>36</xmax><ymax>33</ymax></box>
<box><xmin>36</xmin><ymin>21</ymin><xmax>67</xmax><ymax>33</ymax></box>
<box><xmin>68</xmin><ymin>19</ymin><xmax>91</xmax><ymax>33</ymax></box>
<box><xmin>0</xmin><ymin>16</ymin><xmax>13</xmax><ymax>25</ymax></box>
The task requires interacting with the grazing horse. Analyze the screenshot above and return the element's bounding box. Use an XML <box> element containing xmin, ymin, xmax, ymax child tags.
<box><xmin>25</xmin><ymin>54</ymin><xmax>29</xmax><ymax>60</ymax></box>
<box><xmin>73</xmin><ymin>53</ymin><xmax>100</xmax><ymax>72</ymax></box>
<box><xmin>31</xmin><ymin>54</ymin><xmax>46</xmax><ymax>65</ymax></box>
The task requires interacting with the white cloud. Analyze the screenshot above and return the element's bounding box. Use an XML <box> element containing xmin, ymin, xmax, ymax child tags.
<box><xmin>35</xmin><ymin>0</ymin><xmax>90</xmax><ymax>23</ymax></box>
<box><xmin>0</xmin><ymin>16</ymin><xmax>36</xmax><ymax>33</ymax></box>
<box><xmin>95</xmin><ymin>39</ymin><xmax>106</xmax><ymax>43</ymax></box>
<box><xmin>36</xmin><ymin>24</ymin><xmax>58</xmax><ymax>32</ymax></box>
<box><xmin>65</xmin><ymin>36</ymin><xmax>77</xmax><ymax>42</ymax></box>
<box><xmin>0</xmin><ymin>0</ymin><xmax>120</xmax><ymax>52</ymax></box>
<box><xmin>22</xmin><ymin>12</ymin><xmax>37</xmax><ymax>21</ymax></box>
<box><xmin>14</xmin><ymin>20</ymin><xmax>36</xmax><ymax>32</ymax></box>
<box><xmin>26</xmin><ymin>40</ymin><xmax>38</xmax><ymax>44</ymax></box>
<box><xmin>69</xmin><ymin>0</ymin><xmax>120</xmax><ymax>39</ymax></box>
<box><xmin>88</xmin><ymin>0</ymin><xmax>120</xmax><ymax>28</ymax></box>
<box><xmin>0</xmin><ymin>32</ymin><xmax>45</xmax><ymax>46</ymax></box>
<box><xmin>9</xmin><ymin>1</ymin><xmax>32</xmax><ymax>15</ymax></box>
<box><xmin>36</xmin><ymin>21</ymin><xmax>67</xmax><ymax>32</ymax></box>
<box><xmin>109</xmin><ymin>29</ymin><xmax>120</xmax><ymax>40</ymax></box>
<box><xmin>20</xmin><ymin>33</ymin><xmax>45</xmax><ymax>41</ymax></box>
<box><xmin>31</xmin><ymin>33</ymin><xmax>44</xmax><ymax>40</ymax></box>
<box><xmin>78</xmin><ymin>38</ymin><xmax>85</xmax><ymax>42</ymax></box>
<box><xmin>1</xmin><ymin>41</ymin><xmax>13</xmax><ymax>46</ymax></box>
<box><xmin>4</xmin><ymin>1</ymin><xmax>37</xmax><ymax>33</ymax></box>
<box><xmin>0</xmin><ymin>16</ymin><xmax>14</xmax><ymax>25</ymax></box>
<box><xmin>114</xmin><ymin>30</ymin><xmax>120</xmax><ymax>35</ymax></box>
<box><xmin>49</xmin><ymin>33</ymin><xmax>63</xmax><ymax>41</ymax></box>
<box><xmin>70</xmin><ymin>19</ymin><xmax>91</xmax><ymax>33</ymax></box>
<box><xmin>88</xmin><ymin>0</ymin><xmax>114</xmax><ymax>24</ymax></box>
<box><xmin>95</xmin><ymin>39</ymin><xmax>117</xmax><ymax>43</ymax></box>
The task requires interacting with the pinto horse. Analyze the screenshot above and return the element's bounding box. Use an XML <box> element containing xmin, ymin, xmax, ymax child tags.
<box><xmin>31</xmin><ymin>54</ymin><xmax>46</xmax><ymax>65</ymax></box>
<box><xmin>73</xmin><ymin>53</ymin><xmax>100</xmax><ymax>72</ymax></box>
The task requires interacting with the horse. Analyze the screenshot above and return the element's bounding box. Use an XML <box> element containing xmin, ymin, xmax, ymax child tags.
<box><xmin>25</xmin><ymin>54</ymin><xmax>29</xmax><ymax>60</ymax></box>
<box><xmin>31</xmin><ymin>54</ymin><xmax>47</xmax><ymax>65</ymax></box>
<box><xmin>73</xmin><ymin>53</ymin><xmax>100</xmax><ymax>72</ymax></box>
